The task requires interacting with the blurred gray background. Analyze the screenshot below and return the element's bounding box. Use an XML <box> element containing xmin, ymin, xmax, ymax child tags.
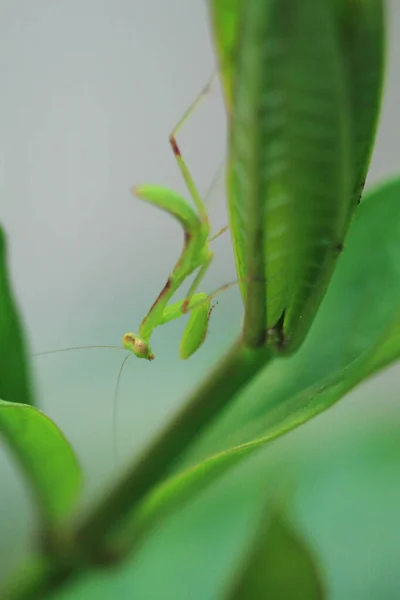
<box><xmin>1</xmin><ymin>0</ymin><xmax>400</xmax><ymax>594</ymax></box>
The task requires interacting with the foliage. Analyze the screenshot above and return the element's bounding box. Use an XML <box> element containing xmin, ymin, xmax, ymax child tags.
<box><xmin>0</xmin><ymin>1</ymin><xmax>395</xmax><ymax>599</ymax></box>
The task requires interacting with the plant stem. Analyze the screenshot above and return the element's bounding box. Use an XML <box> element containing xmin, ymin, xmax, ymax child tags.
<box><xmin>73</xmin><ymin>338</ymin><xmax>274</xmax><ymax>554</ymax></box>
<box><xmin>2</xmin><ymin>559</ymin><xmax>70</xmax><ymax>600</ymax></box>
<box><xmin>2</xmin><ymin>337</ymin><xmax>274</xmax><ymax>600</ymax></box>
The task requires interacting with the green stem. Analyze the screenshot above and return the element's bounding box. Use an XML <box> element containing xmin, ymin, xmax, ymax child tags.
<box><xmin>2</xmin><ymin>337</ymin><xmax>274</xmax><ymax>600</ymax></box>
<box><xmin>2</xmin><ymin>559</ymin><xmax>69</xmax><ymax>600</ymax></box>
<box><xmin>73</xmin><ymin>338</ymin><xmax>273</xmax><ymax>553</ymax></box>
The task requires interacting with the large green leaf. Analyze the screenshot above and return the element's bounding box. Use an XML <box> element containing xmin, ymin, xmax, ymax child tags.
<box><xmin>226</xmin><ymin>0</ymin><xmax>352</xmax><ymax>351</ymax></box>
<box><xmin>208</xmin><ymin>0</ymin><xmax>241</xmax><ymax>113</ymax></box>
<box><xmin>0</xmin><ymin>226</ymin><xmax>35</xmax><ymax>406</ymax></box>
<box><xmin>333</xmin><ymin>0</ymin><xmax>386</xmax><ymax>212</ymax></box>
<box><xmin>210</xmin><ymin>0</ymin><xmax>386</xmax><ymax>214</ymax></box>
<box><xmin>225</xmin><ymin>508</ymin><xmax>324</xmax><ymax>599</ymax></box>
<box><xmin>0</xmin><ymin>400</ymin><xmax>82</xmax><ymax>523</ymax></box>
<box><xmin>210</xmin><ymin>0</ymin><xmax>385</xmax><ymax>352</ymax></box>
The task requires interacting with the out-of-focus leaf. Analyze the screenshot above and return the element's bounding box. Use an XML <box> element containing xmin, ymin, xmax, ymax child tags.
<box><xmin>225</xmin><ymin>508</ymin><xmax>324</xmax><ymax>599</ymax></box>
<box><xmin>0</xmin><ymin>400</ymin><xmax>82</xmax><ymax>523</ymax></box>
<box><xmin>48</xmin><ymin>418</ymin><xmax>400</xmax><ymax>600</ymax></box>
<box><xmin>0</xmin><ymin>226</ymin><xmax>35</xmax><ymax>406</ymax></box>
<box><xmin>226</xmin><ymin>0</ymin><xmax>352</xmax><ymax>351</ymax></box>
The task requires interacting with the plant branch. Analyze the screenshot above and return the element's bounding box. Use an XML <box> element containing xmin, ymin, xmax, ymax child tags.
<box><xmin>72</xmin><ymin>338</ymin><xmax>274</xmax><ymax>553</ymax></box>
<box><xmin>2</xmin><ymin>337</ymin><xmax>274</xmax><ymax>600</ymax></box>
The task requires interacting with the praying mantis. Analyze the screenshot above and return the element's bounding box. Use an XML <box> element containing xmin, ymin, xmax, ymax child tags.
<box><xmin>35</xmin><ymin>75</ymin><xmax>232</xmax><ymax>365</ymax></box>
<box><xmin>120</xmin><ymin>8</ymin><xmax>240</xmax><ymax>363</ymax></box>
<box><xmin>123</xmin><ymin>75</ymin><xmax>230</xmax><ymax>362</ymax></box>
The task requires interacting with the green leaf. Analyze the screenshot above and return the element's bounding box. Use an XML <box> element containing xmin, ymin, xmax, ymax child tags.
<box><xmin>208</xmin><ymin>0</ymin><xmax>241</xmax><ymax>112</ymax></box>
<box><xmin>225</xmin><ymin>508</ymin><xmax>324</xmax><ymax>599</ymax></box>
<box><xmin>226</xmin><ymin>0</ymin><xmax>352</xmax><ymax>351</ymax></box>
<box><xmin>334</xmin><ymin>0</ymin><xmax>386</xmax><ymax>212</ymax></box>
<box><xmin>0</xmin><ymin>226</ymin><xmax>36</xmax><ymax>406</ymax></box>
<box><xmin>210</xmin><ymin>0</ymin><xmax>386</xmax><ymax>214</ymax></box>
<box><xmin>211</xmin><ymin>0</ymin><xmax>385</xmax><ymax>353</ymax></box>
<box><xmin>0</xmin><ymin>400</ymin><xmax>82</xmax><ymax>523</ymax></box>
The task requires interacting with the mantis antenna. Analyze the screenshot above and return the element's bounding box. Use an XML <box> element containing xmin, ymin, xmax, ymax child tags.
<box><xmin>112</xmin><ymin>353</ymin><xmax>132</xmax><ymax>466</ymax></box>
<box><xmin>33</xmin><ymin>345</ymin><xmax>125</xmax><ymax>357</ymax></box>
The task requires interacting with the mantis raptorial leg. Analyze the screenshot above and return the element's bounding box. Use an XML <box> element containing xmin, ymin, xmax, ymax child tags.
<box><xmin>124</xmin><ymin>72</ymin><xmax>229</xmax><ymax>361</ymax></box>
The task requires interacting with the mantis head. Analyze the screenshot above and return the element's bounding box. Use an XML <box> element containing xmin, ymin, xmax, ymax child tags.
<box><xmin>122</xmin><ymin>333</ymin><xmax>154</xmax><ymax>361</ymax></box>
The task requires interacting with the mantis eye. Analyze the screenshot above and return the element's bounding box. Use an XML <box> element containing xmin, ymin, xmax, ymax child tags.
<box><xmin>122</xmin><ymin>333</ymin><xmax>154</xmax><ymax>361</ymax></box>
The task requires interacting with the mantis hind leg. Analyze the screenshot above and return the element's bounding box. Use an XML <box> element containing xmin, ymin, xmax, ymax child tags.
<box><xmin>169</xmin><ymin>71</ymin><xmax>218</xmax><ymax>223</ymax></box>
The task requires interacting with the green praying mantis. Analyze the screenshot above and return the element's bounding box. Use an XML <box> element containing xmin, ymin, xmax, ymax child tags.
<box><xmin>123</xmin><ymin>75</ymin><xmax>230</xmax><ymax>362</ymax></box>
<box><xmin>36</xmin><ymin>75</ymin><xmax>234</xmax><ymax>365</ymax></box>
